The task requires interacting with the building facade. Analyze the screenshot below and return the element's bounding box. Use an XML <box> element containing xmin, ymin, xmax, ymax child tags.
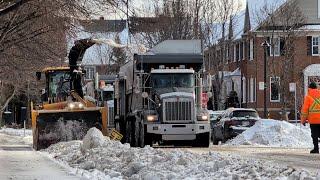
<box><xmin>205</xmin><ymin>0</ymin><xmax>320</xmax><ymax>119</ymax></box>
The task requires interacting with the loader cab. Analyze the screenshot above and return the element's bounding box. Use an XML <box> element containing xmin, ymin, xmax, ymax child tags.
<box><xmin>43</xmin><ymin>67</ymin><xmax>71</xmax><ymax>103</ymax></box>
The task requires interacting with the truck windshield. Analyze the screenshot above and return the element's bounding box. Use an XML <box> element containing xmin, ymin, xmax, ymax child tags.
<box><xmin>48</xmin><ymin>71</ymin><xmax>70</xmax><ymax>101</ymax></box>
<box><xmin>152</xmin><ymin>73</ymin><xmax>194</xmax><ymax>88</ymax></box>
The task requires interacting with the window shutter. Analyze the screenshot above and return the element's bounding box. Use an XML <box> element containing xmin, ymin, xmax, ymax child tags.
<box><xmin>307</xmin><ymin>36</ymin><xmax>312</xmax><ymax>56</ymax></box>
<box><xmin>280</xmin><ymin>37</ymin><xmax>285</xmax><ymax>56</ymax></box>
<box><xmin>253</xmin><ymin>39</ymin><xmax>255</xmax><ymax>60</ymax></box>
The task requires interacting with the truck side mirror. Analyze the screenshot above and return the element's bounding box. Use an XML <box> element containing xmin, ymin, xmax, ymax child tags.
<box><xmin>36</xmin><ymin>72</ymin><xmax>41</xmax><ymax>80</ymax></box>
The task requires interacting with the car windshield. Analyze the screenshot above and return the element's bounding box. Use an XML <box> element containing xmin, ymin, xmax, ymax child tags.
<box><xmin>152</xmin><ymin>73</ymin><xmax>194</xmax><ymax>88</ymax></box>
<box><xmin>232</xmin><ymin>110</ymin><xmax>259</xmax><ymax>118</ymax></box>
<box><xmin>210</xmin><ymin>114</ymin><xmax>222</xmax><ymax>120</ymax></box>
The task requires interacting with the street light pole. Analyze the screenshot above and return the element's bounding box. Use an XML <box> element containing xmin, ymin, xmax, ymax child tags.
<box><xmin>262</xmin><ymin>41</ymin><xmax>270</xmax><ymax>118</ymax></box>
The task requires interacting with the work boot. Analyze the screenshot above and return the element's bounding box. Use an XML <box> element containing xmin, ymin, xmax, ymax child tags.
<box><xmin>310</xmin><ymin>149</ymin><xmax>319</xmax><ymax>154</ymax></box>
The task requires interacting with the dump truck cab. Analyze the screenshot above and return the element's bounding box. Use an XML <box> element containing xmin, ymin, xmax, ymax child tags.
<box><xmin>115</xmin><ymin>40</ymin><xmax>210</xmax><ymax>147</ymax></box>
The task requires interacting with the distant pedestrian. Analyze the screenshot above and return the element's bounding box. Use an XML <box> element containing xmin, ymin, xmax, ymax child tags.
<box><xmin>301</xmin><ymin>82</ymin><xmax>320</xmax><ymax>154</ymax></box>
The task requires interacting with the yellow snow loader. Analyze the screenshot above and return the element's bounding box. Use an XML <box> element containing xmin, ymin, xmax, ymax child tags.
<box><xmin>31</xmin><ymin>39</ymin><xmax>108</xmax><ymax>150</ymax></box>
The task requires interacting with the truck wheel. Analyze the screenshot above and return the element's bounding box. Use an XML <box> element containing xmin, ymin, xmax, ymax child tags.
<box><xmin>144</xmin><ymin>125</ymin><xmax>152</xmax><ymax>147</ymax></box>
<box><xmin>125</xmin><ymin>120</ymin><xmax>132</xmax><ymax>145</ymax></box>
<box><xmin>195</xmin><ymin>132</ymin><xmax>210</xmax><ymax>147</ymax></box>
<box><xmin>211</xmin><ymin>132</ymin><xmax>219</xmax><ymax>145</ymax></box>
<box><xmin>138</xmin><ymin>122</ymin><xmax>145</xmax><ymax>148</ymax></box>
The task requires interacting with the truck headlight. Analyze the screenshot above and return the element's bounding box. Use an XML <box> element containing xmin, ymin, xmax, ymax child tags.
<box><xmin>147</xmin><ymin>115</ymin><xmax>158</xmax><ymax>122</ymax></box>
<box><xmin>197</xmin><ymin>115</ymin><xmax>208</xmax><ymax>121</ymax></box>
<box><xmin>78</xmin><ymin>103</ymin><xmax>84</xmax><ymax>108</ymax></box>
<box><xmin>68</xmin><ymin>102</ymin><xmax>75</xmax><ymax>109</ymax></box>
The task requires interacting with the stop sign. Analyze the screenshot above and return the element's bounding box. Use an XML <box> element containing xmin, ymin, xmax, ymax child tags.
<box><xmin>202</xmin><ymin>93</ymin><xmax>209</xmax><ymax>108</ymax></box>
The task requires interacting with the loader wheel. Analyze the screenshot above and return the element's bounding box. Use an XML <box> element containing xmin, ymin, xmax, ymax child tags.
<box><xmin>33</xmin><ymin>128</ymin><xmax>39</xmax><ymax>150</ymax></box>
<box><xmin>125</xmin><ymin>120</ymin><xmax>132</xmax><ymax>144</ymax></box>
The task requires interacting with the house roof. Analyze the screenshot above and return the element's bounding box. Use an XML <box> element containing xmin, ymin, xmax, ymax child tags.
<box><xmin>79</xmin><ymin>19</ymin><xmax>126</xmax><ymax>33</ymax></box>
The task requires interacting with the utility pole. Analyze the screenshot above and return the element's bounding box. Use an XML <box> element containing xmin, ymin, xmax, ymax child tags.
<box><xmin>262</xmin><ymin>41</ymin><xmax>270</xmax><ymax>118</ymax></box>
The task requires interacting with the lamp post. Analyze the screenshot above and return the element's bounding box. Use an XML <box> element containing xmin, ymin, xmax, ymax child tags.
<box><xmin>261</xmin><ymin>41</ymin><xmax>270</xmax><ymax>118</ymax></box>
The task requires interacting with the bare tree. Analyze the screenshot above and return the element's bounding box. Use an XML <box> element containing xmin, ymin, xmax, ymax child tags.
<box><xmin>131</xmin><ymin>0</ymin><xmax>204</xmax><ymax>48</ymax></box>
<box><xmin>0</xmin><ymin>0</ymin><xmax>126</xmax><ymax>125</ymax></box>
<box><xmin>202</xmin><ymin>0</ymin><xmax>241</xmax><ymax>110</ymax></box>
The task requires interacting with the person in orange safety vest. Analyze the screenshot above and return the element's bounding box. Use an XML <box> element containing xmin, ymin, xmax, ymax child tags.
<box><xmin>301</xmin><ymin>82</ymin><xmax>320</xmax><ymax>154</ymax></box>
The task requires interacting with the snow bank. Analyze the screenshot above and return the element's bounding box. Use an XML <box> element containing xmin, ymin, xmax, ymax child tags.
<box><xmin>226</xmin><ymin>119</ymin><xmax>313</xmax><ymax>148</ymax></box>
<box><xmin>42</xmin><ymin>127</ymin><xmax>317</xmax><ymax>180</ymax></box>
<box><xmin>81</xmin><ymin>127</ymin><xmax>107</xmax><ymax>153</ymax></box>
<box><xmin>0</xmin><ymin>127</ymin><xmax>32</xmax><ymax>137</ymax></box>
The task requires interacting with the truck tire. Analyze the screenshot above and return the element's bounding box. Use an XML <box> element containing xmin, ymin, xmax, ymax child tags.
<box><xmin>144</xmin><ymin>125</ymin><xmax>152</xmax><ymax>147</ymax></box>
<box><xmin>194</xmin><ymin>132</ymin><xmax>210</xmax><ymax>147</ymax></box>
<box><xmin>211</xmin><ymin>131</ymin><xmax>219</xmax><ymax>145</ymax></box>
<box><xmin>132</xmin><ymin>119</ymin><xmax>140</xmax><ymax>147</ymax></box>
<box><xmin>125</xmin><ymin>120</ymin><xmax>132</xmax><ymax>145</ymax></box>
<box><xmin>138</xmin><ymin>122</ymin><xmax>145</xmax><ymax>148</ymax></box>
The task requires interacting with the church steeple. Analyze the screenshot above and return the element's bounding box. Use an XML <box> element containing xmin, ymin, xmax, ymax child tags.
<box><xmin>243</xmin><ymin>1</ymin><xmax>251</xmax><ymax>33</ymax></box>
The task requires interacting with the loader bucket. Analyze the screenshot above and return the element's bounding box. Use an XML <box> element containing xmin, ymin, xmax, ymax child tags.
<box><xmin>33</xmin><ymin>110</ymin><xmax>104</xmax><ymax>150</ymax></box>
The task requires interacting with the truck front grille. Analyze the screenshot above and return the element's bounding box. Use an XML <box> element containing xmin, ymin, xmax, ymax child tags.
<box><xmin>163</xmin><ymin>99</ymin><xmax>193</xmax><ymax>123</ymax></box>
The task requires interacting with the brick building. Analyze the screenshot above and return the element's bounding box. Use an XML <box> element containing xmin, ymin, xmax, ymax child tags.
<box><xmin>205</xmin><ymin>0</ymin><xmax>320</xmax><ymax>119</ymax></box>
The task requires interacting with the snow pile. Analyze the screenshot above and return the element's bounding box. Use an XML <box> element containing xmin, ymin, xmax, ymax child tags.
<box><xmin>81</xmin><ymin>128</ymin><xmax>107</xmax><ymax>153</ymax></box>
<box><xmin>227</xmin><ymin>119</ymin><xmax>313</xmax><ymax>148</ymax></box>
<box><xmin>0</xmin><ymin>127</ymin><xmax>32</xmax><ymax>137</ymax></box>
<box><xmin>42</xmin><ymin>127</ymin><xmax>317</xmax><ymax>180</ymax></box>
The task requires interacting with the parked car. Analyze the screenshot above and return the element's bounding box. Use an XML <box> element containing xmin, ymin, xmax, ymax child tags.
<box><xmin>211</xmin><ymin>108</ymin><xmax>260</xmax><ymax>145</ymax></box>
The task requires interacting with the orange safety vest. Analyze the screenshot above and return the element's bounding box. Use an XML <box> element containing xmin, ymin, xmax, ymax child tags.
<box><xmin>301</xmin><ymin>88</ymin><xmax>320</xmax><ymax>124</ymax></box>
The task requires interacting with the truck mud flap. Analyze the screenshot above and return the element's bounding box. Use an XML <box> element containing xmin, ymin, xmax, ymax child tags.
<box><xmin>34</xmin><ymin>111</ymin><xmax>102</xmax><ymax>150</ymax></box>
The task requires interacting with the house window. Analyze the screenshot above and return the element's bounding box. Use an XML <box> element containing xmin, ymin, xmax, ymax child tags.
<box><xmin>242</xmin><ymin>41</ymin><xmax>246</xmax><ymax>60</ymax></box>
<box><xmin>242</xmin><ymin>77</ymin><xmax>246</xmax><ymax>103</ymax></box>
<box><xmin>270</xmin><ymin>37</ymin><xmax>280</xmax><ymax>56</ymax></box>
<box><xmin>270</xmin><ymin>76</ymin><xmax>280</xmax><ymax>102</ymax></box>
<box><xmin>84</xmin><ymin>67</ymin><xmax>95</xmax><ymax>80</ymax></box>
<box><xmin>250</xmin><ymin>78</ymin><xmax>254</xmax><ymax>102</ymax></box>
<box><xmin>233</xmin><ymin>45</ymin><xmax>236</xmax><ymax>62</ymax></box>
<box><xmin>249</xmin><ymin>39</ymin><xmax>254</xmax><ymax>60</ymax></box>
<box><xmin>254</xmin><ymin>78</ymin><xmax>256</xmax><ymax>102</ymax></box>
<box><xmin>312</xmin><ymin>37</ymin><xmax>319</xmax><ymax>56</ymax></box>
<box><xmin>226</xmin><ymin>47</ymin><xmax>229</xmax><ymax>64</ymax></box>
<box><xmin>240</xmin><ymin>42</ymin><xmax>244</xmax><ymax>60</ymax></box>
<box><xmin>318</xmin><ymin>0</ymin><xmax>320</xmax><ymax>18</ymax></box>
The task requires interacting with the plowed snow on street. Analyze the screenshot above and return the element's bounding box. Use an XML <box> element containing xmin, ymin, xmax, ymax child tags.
<box><xmin>41</xmin><ymin>122</ymin><xmax>320</xmax><ymax>180</ymax></box>
<box><xmin>1</xmin><ymin>119</ymin><xmax>320</xmax><ymax>180</ymax></box>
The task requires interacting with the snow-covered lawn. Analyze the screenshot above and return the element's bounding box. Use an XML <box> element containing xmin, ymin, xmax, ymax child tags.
<box><xmin>0</xmin><ymin>127</ymin><xmax>32</xmax><ymax>146</ymax></box>
<box><xmin>226</xmin><ymin>119</ymin><xmax>313</xmax><ymax>148</ymax></box>
<box><xmin>41</xmin><ymin>128</ymin><xmax>318</xmax><ymax>180</ymax></box>
<box><xmin>0</xmin><ymin>127</ymin><xmax>32</xmax><ymax>137</ymax></box>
